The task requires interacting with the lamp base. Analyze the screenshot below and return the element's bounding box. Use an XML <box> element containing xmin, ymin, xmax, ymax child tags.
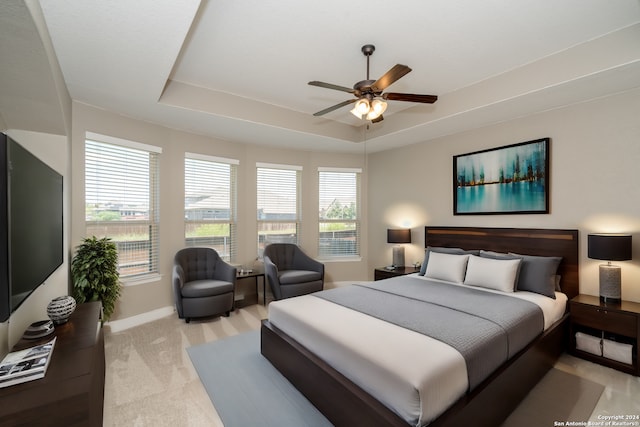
<box><xmin>392</xmin><ymin>246</ymin><xmax>405</xmax><ymax>268</ymax></box>
<box><xmin>599</xmin><ymin>264</ymin><xmax>621</xmax><ymax>302</ymax></box>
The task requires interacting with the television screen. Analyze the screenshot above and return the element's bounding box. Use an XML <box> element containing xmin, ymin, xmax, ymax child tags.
<box><xmin>0</xmin><ymin>133</ymin><xmax>64</xmax><ymax>321</ymax></box>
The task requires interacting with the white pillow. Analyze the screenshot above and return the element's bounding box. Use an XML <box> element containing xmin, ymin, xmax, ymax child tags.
<box><xmin>463</xmin><ymin>255</ymin><xmax>521</xmax><ymax>292</ymax></box>
<box><xmin>424</xmin><ymin>252</ymin><xmax>470</xmax><ymax>283</ymax></box>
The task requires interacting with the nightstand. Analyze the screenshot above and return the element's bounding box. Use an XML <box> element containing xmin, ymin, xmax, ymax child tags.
<box><xmin>569</xmin><ymin>294</ymin><xmax>640</xmax><ymax>376</ymax></box>
<box><xmin>374</xmin><ymin>266</ymin><xmax>420</xmax><ymax>281</ymax></box>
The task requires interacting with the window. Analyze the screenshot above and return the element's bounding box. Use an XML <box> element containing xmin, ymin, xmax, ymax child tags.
<box><xmin>256</xmin><ymin>163</ymin><xmax>301</xmax><ymax>256</ymax></box>
<box><xmin>318</xmin><ymin>167</ymin><xmax>361</xmax><ymax>258</ymax></box>
<box><xmin>184</xmin><ymin>153</ymin><xmax>238</xmax><ymax>262</ymax></box>
<box><xmin>84</xmin><ymin>132</ymin><xmax>161</xmax><ymax>279</ymax></box>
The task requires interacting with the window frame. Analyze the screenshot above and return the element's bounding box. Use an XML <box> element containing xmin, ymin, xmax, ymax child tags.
<box><xmin>84</xmin><ymin>132</ymin><xmax>162</xmax><ymax>283</ymax></box>
<box><xmin>256</xmin><ymin>162</ymin><xmax>302</xmax><ymax>257</ymax></box>
<box><xmin>184</xmin><ymin>152</ymin><xmax>239</xmax><ymax>263</ymax></box>
<box><xmin>317</xmin><ymin>167</ymin><xmax>362</xmax><ymax>260</ymax></box>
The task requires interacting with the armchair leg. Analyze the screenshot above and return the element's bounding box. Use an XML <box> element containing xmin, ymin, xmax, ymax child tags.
<box><xmin>225</xmin><ymin>311</ymin><xmax>230</xmax><ymax>317</ymax></box>
<box><xmin>185</xmin><ymin>317</ymin><xmax>190</xmax><ymax>323</ymax></box>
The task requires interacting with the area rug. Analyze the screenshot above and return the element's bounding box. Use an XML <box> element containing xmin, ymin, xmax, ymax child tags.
<box><xmin>189</xmin><ymin>331</ymin><xmax>604</xmax><ymax>427</ymax></box>
<box><xmin>187</xmin><ymin>331</ymin><xmax>332</xmax><ymax>427</ymax></box>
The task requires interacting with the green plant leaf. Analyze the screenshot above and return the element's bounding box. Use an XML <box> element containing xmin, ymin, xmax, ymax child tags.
<box><xmin>71</xmin><ymin>236</ymin><xmax>121</xmax><ymax>320</ymax></box>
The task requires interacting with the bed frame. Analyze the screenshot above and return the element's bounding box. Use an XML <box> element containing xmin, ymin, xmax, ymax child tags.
<box><xmin>261</xmin><ymin>226</ymin><xmax>579</xmax><ymax>427</ymax></box>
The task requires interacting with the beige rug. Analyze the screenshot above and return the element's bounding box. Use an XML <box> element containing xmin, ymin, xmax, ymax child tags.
<box><xmin>502</xmin><ymin>368</ymin><xmax>604</xmax><ymax>427</ymax></box>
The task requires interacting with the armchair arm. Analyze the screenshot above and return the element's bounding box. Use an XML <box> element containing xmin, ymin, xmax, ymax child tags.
<box><xmin>172</xmin><ymin>264</ymin><xmax>185</xmax><ymax>316</ymax></box>
<box><xmin>263</xmin><ymin>255</ymin><xmax>283</xmax><ymax>300</ymax></box>
<box><xmin>295</xmin><ymin>250</ymin><xmax>325</xmax><ymax>279</ymax></box>
<box><xmin>214</xmin><ymin>258</ymin><xmax>237</xmax><ymax>284</ymax></box>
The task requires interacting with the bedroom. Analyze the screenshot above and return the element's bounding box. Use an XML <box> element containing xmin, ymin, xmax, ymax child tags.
<box><xmin>1</xmin><ymin>0</ymin><xmax>639</xmax><ymax>425</ymax></box>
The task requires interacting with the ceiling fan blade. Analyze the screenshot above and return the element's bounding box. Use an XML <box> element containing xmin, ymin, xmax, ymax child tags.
<box><xmin>370</xmin><ymin>64</ymin><xmax>412</xmax><ymax>92</ymax></box>
<box><xmin>371</xmin><ymin>114</ymin><xmax>384</xmax><ymax>124</ymax></box>
<box><xmin>308</xmin><ymin>81</ymin><xmax>355</xmax><ymax>93</ymax></box>
<box><xmin>383</xmin><ymin>92</ymin><xmax>438</xmax><ymax>104</ymax></box>
<box><xmin>313</xmin><ymin>99</ymin><xmax>357</xmax><ymax>116</ymax></box>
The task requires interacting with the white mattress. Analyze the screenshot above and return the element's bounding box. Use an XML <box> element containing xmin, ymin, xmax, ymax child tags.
<box><xmin>267</xmin><ymin>275</ymin><xmax>567</xmax><ymax>427</ymax></box>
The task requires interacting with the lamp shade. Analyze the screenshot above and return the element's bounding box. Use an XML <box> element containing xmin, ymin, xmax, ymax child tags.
<box><xmin>588</xmin><ymin>234</ymin><xmax>632</xmax><ymax>261</ymax></box>
<box><xmin>387</xmin><ymin>229</ymin><xmax>411</xmax><ymax>244</ymax></box>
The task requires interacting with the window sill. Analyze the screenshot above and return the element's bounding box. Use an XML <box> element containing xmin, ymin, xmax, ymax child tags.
<box><xmin>121</xmin><ymin>273</ymin><xmax>162</xmax><ymax>287</ymax></box>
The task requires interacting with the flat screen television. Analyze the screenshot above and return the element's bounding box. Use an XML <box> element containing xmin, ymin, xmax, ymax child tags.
<box><xmin>0</xmin><ymin>132</ymin><xmax>64</xmax><ymax>322</ymax></box>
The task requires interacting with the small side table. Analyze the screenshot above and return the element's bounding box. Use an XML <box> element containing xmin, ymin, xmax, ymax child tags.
<box><xmin>569</xmin><ymin>294</ymin><xmax>640</xmax><ymax>376</ymax></box>
<box><xmin>374</xmin><ymin>266</ymin><xmax>420</xmax><ymax>281</ymax></box>
<box><xmin>236</xmin><ymin>267</ymin><xmax>267</xmax><ymax>305</ymax></box>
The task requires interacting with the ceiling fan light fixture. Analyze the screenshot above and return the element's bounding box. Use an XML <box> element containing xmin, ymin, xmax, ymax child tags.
<box><xmin>354</xmin><ymin>98</ymin><xmax>370</xmax><ymax>115</ymax></box>
<box><xmin>366</xmin><ymin>99</ymin><xmax>387</xmax><ymax>120</ymax></box>
<box><xmin>365</xmin><ymin>110</ymin><xmax>381</xmax><ymax>121</ymax></box>
<box><xmin>309</xmin><ymin>44</ymin><xmax>437</xmax><ymax>122</ymax></box>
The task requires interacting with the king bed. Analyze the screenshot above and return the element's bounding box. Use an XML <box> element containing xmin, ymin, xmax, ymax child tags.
<box><xmin>261</xmin><ymin>226</ymin><xmax>579</xmax><ymax>426</ymax></box>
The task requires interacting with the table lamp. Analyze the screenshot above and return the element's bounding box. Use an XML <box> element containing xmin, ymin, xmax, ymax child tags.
<box><xmin>387</xmin><ymin>229</ymin><xmax>411</xmax><ymax>268</ymax></box>
<box><xmin>588</xmin><ymin>234</ymin><xmax>632</xmax><ymax>302</ymax></box>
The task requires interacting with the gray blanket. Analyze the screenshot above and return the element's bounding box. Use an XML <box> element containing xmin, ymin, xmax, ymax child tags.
<box><xmin>314</xmin><ymin>276</ymin><xmax>543</xmax><ymax>390</ymax></box>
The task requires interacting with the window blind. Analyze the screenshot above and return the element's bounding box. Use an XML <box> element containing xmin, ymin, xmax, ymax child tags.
<box><xmin>256</xmin><ymin>163</ymin><xmax>301</xmax><ymax>256</ymax></box>
<box><xmin>184</xmin><ymin>153</ymin><xmax>238</xmax><ymax>262</ymax></box>
<box><xmin>318</xmin><ymin>168</ymin><xmax>361</xmax><ymax>258</ymax></box>
<box><xmin>85</xmin><ymin>137</ymin><xmax>160</xmax><ymax>279</ymax></box>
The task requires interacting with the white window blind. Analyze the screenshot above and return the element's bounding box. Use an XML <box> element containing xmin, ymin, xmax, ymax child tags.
<box><xmin>318</xmin><ymin>167</ymin><xmax>361</xmax><ymax>258</ymax></box>
<box><xmin>256</xmin><ymin>163</ymin><xmax>301</xmax><ymax>256</ymax></box>
<box><xmin>184</xmin><ymin>153</ymin><xmax>238</xmax><ymax>262</ymax></box>
<box><xmin>84</xmin><ymin>136</ymin><xmax>160</xmax><ymax>279</ymax></box>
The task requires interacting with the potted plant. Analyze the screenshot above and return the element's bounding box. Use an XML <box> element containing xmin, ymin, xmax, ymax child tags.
<box><xmin>71</xmin><ymin>236</ymin><xmax>121</xmax><ymax>321</ymax></box>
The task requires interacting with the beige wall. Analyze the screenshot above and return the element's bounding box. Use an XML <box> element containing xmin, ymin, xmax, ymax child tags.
<box><xmin>3</xmin><ymin>87</ymin><xmax>638</xmax><ymax>339</ymax></box>
<box><xmin>70</xmin><ymin>102</ymin><xmax>368</xmax><ymax>321</ymax></box>
<box><xmin>367</xmin><ymin>88</ymin><xmax>640</xmax><ymax>303</ymax></box>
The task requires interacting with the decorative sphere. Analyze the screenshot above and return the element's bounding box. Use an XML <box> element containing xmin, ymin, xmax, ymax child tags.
<box><xmin>47</xmin><ymin>296</ymin><xmax>76</xmax><ymax>325</ymax></box>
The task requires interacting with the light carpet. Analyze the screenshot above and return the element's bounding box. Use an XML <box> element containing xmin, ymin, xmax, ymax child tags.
<box><xmin>189</xmin><ymin>331</ymin><xmax>604</xmax><ymax>427</ymax></box>
<box><xmin>502</xmin><ymin>367</ymin><xmax>604</xmax><ymax>427</ymax></box>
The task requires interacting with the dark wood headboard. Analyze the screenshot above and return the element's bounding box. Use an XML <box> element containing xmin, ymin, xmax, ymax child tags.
<box><xmin>425</xmin><ymin>226</ymin><xmax>579</xmax><ymax>300</ymax></box>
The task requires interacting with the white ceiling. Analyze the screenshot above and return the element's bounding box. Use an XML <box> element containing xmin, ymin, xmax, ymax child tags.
<box><xmin>3</xmin><ymin>0</ymin><xmax>640</xmax><ymax>153</ymax></box>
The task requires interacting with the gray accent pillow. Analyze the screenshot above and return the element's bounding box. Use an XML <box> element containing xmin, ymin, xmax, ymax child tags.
<box><xmin>419</xmin><ymin>246</ymin><xmax>480</xmax><ymax>276</ymax></box>
<box><xmin>509</xmin><ymin>253</ymin><xmax>562</xmax><ymax>299</ymax></box>
<box><xmin>479</xmin><ymin>250</ymin><xmax>521</xmax><ymax>260</ymax></box>
<box><xmin>554</xmin><ymin>275</ymin><xmax>562</xmax><ymax>291</ymax></box>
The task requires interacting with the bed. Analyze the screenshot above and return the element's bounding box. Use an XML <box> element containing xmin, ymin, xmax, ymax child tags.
<box><xmin>261</xmin><ymin>227</ymin><xmax>579</xmax><ymax>427</ymax></box>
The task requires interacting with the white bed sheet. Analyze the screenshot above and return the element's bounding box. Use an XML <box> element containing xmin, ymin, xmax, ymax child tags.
<box><xmin>267</xmin><ymin>276</ymin><xmax>567</xmax><ymax>427</ymax></box>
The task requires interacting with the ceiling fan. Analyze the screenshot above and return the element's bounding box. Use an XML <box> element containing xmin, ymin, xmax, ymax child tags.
<box><xmin>309</xmin><ymin>44</ymin><xmax>438</xmax><ymax>123</ymax></box>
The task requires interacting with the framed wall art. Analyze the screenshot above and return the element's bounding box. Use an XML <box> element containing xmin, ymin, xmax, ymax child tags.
<box><xmin>453</xmin><ymin>138</ymin><xmax>549</xmax><ymax>215</ymax></box>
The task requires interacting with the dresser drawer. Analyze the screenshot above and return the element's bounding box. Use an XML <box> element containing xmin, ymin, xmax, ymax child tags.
<box><xmin>571</xmin><ymin>303</ymin><xmax>637</xmax><ymax>337</ymax></box>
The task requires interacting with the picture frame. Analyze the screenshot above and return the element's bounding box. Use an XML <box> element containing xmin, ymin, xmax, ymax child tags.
<box><xmin>453</xmin><ymin>138</ymin><xmax>549</xmax><ymax>215</ymax></box>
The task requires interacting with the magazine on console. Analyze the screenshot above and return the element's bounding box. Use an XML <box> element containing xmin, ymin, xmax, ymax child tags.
<box><xmin>0</xmin><ymin>337</ymin><xmax>56</xmax><ymax>388</ymax></box>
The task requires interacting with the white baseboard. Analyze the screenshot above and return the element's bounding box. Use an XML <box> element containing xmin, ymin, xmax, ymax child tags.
<box><xmin>104</xmin><ymin>283</ymin><xmax>370</xmax><ymax>332</ymax></box>
<box><xmin>106</xmin><ymin>306</ymin><xmax>175</xmax><ymax>333</ymax></box>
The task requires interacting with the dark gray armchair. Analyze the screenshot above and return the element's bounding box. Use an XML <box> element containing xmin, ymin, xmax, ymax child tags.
<box><xmin>172</xmin><ymin>247</ymin><xmax>236</xmax><ymax>322</ymax></box>
<box><xmin>263</xmin><ymin>243</ymin><xmax>324</xmax><ymax>301</ymax></box>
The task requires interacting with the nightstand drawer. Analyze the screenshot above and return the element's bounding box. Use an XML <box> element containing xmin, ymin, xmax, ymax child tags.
<box><xmin>374</xmin><ymin>269</ymin><xmax>396</xmax><ymax>280</ymax></box>
<box><xmin>571</xmin><ymin>303</ymin><xmax>637</xmax><ymax>337</ymax></box>
<box><xmin>374</xmin><ymin>267</ymin><xmax>419</xmax><ymax>281</ymax></box>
